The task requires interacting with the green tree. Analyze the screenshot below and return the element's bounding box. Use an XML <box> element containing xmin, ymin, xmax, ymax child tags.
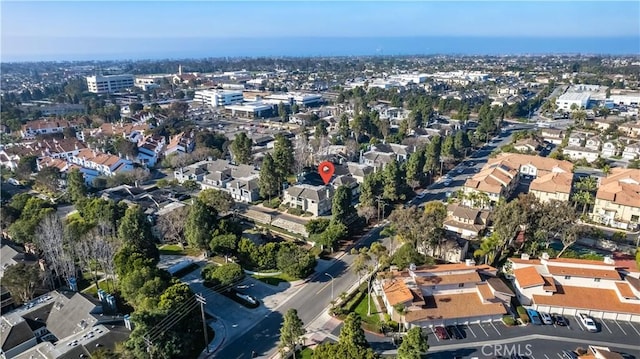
<box><xmin>199</xmin><ymin>188</ymin><xmax>235</xmax><ymax>213</ymax></box>
<box><xmin>230</xmin><ymin>132</ymin><xmax>253</xmax><ymax>165</ymax></box>
<box><xmin>209</xmin><ymin>234</ymin><xmax>239</xmax><ymax>256</ymax></box>
<box><xmin>317</xmin><ymin>222</ymin><xmax>348</xmax><ymax>252</ymax></box>
<box><xmin>279</xmin><ymin>309</ymin><xmax>306</xmax><ymax>358</ymax></box>
<box><xmin>67</xmin><ymin>169</ymin><xmax>87</xmax><ymax>203</ymax></box>
<box><xmin>305</xmin><ymin>218</ymin><xmax>331</xmax><ymax>235</ymax></box>
<box><xmin>338</xmin><ymin>114</ymin><xmax>350</xmax><ymax>139</ymax></box>
<box><xmin>406</xmin><ymin>148</ymin><xmax>425</xmax><ymax>188</ymax></box>
<box><xmin>331</xmin><ymin>185</ymin><xmax>356</xmax><ymax>226</ymax></box>
<box><xmin>424</xmin><ymin>135</ymin><xmax>442</xmax><ymax>176</ymax></box>
<box><xmin>397</xmin><ymin>327</ymin><xmax>429</xmax><ymax>359</ymax></box>
<box><xmin>201</xmin><ymin>263</ymin><xmax>243</xmax><ymax>287</ymax></box>
<box><xmin>441</xmin><ymin>135</ymin><xmax>457</xmax><ymax>159</ymax></box>
<box><xmin>259</xmin><ymin>153</ymin><xmax>280</xmax><ymax>199</ymax></box>
<box><xmin>2</xmin><ymin>263</ymin><xmax>41</xmax><ymax>304</ymax></box>
<box><xmin>339</xmin><ymin>313</ymin><xmax>368</xmax><ymax>348</ymax></box>
<box><xmin>382</xmin><ymin>159</ymin><xmax>403</xmax><ymax>201</ymax></box>
<box><xmin>118</xmin><ymin>206</ymin><xmax>159</xmax><ymax>261</ymax></box>
<box><xmin>35</xmin><ymin>166</ymin><xmax>61</xmax><ymax>192</ymax></box>
<box><xmin>16</xmin><ymin>155</ymin><xmax>37</xmax><ymax>180</ymax></box>
<box><xmin>272</xmin><ymin>133</ymin><xmax>295</xmax><ymax>180</ymax></box>
<box><xmin>277</xmin><ymin>243</ymin><xmax>316</xmax><ymax>278</ymax></box>
<box><xmin>184</xmin><ymin>198</ymin><xmax>218</xmax><ymax>250</ymax></box>
<box><xmin>278</xmin><ymin>102</ymin><xmax>288</xmax><ymax>121</ymax></box>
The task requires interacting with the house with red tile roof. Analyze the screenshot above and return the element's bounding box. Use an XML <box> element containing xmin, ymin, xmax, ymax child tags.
<box><xmin>592</xmin><ymin>168</ymin><xmax>640</xmax><ymax>230</ymax></box>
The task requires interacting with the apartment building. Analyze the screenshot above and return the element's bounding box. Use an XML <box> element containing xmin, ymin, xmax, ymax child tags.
<box><xmin>282</xmin><ymin>184</ymin><xmax>334</xmax><ymax>217</ymax></box>
<box><xmin>68</xmin><ymin>149</ymin><xmax>134</xmax><ymax>184</ymax></box>
<box><xmin>360</xmin><ymin>143</ymin><xmax>413</xmax><ymax>170</ymax></box>
<box><xmin>194</xmin><ymin>89</ymin><xmax>244</xmax><ymax>107</ymax></box>
<box><xmin>375</xmin><ymin>262</ymin><xmax>508</xmax><ymax>329</ymax></box>
<box><xmin>20</xmin><ymin>118</ymin><xmax>83</xmax><ymax>139</ymax></box>
<box><xmin>463</xmin><ymin>163</ymin><xmax>519</xmax><ymax>205</ymax></box>
<box><xmin>529</xmin><ymin>172</ymin><xmax>573</xmax><ymax>203</ymax></box>
<box><xmin>509</xmin><ymin>254</ymin><xmax>640</xmax><ymax>323</ymax></box>
<box><xmin>592</xmin><ymin>168</ymin><xmax>640</xmax><ymax>230</ymax></box>
<box><xmin>165</xmin><ymin>132</ymin><xmax>196</xmax><ymax>156</ymax></box>
<box><xmin>443</xmin><ymin>203</ymin><xmax>491</xmax><ymax>239</ymax></box>
<box><xmin>86</xmin><ymin>74</ymin><xmax>134</xmax><ymax>94</ymax></box>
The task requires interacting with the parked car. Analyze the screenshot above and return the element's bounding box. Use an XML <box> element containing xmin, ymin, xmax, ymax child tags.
<box><xmin>445</xmin><ymin>325</ymin><xmax>463</xmax><ymax>339</ymax></box>
<box><xmin>443</xmin><ymin>179</ymin><xmax>452</xmax><ymax>186</ymax></box>
<box><xmin>434</xmin><ymin>326</ymin><xmax>448</xmax><ymax>340</ymax></box>
<box><xmin>553</xmin><ymin>314</ymin><xmax>568</xmax><ymax>326</ymax></box>
<box><xmin>527</xmin><ymin>309</ymin><xmax>542</xmax><ymax>325</ymax></box>
<box><xmin>540</xmin><ymin>311</ymin><xmax>553</xmax><ymax>325</ymax></box>
<box><xmin>579</xmin><ymin>313</ymin><xmax>598</xmax><ymax>332</ymax></box>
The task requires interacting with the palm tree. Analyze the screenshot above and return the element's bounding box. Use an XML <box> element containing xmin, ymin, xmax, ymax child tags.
<box><xmin>576</xmin><ymin>176</ymin><xmax>598</xmax><ymax>193</ymax></box>
<box><xmin>474</xmin><ymin>234</ymin><xmax>500</xmax><ymax>265</ymax></box>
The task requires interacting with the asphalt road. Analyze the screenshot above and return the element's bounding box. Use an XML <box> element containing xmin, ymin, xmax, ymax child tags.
<box><xmin>213</xmin><ymin>226</ymin><xmax>388</xmax><ymax>359</ymax></box>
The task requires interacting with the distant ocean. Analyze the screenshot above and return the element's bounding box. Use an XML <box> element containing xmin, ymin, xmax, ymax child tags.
<box><xmin>2</xmin><ymin>36</ymin><xmax>639</xmax><ymax>62</ymax></box>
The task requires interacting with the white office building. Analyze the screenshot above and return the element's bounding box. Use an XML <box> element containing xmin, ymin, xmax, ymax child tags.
<box><xmin>86</xmin><ymin>74</ymin><xmax>135</xmax><ymax>94</ymax></box>
<box><xmin>264</xmin><ymin>92</ymin><xmax>323</xmax><ymax>107</ymax></box>
<box><xmin>557</xmin><ymin>92</ymin><xmax>591</xmax><ymax>111</ymax></box>
<box><xmin>194</xmin><ymin>89</ymin><xmax>244</xmax><ymax>107</ymax></box>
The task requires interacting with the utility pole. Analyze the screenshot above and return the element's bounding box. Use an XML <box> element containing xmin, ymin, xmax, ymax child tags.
<box><xmin>196</xmin><ymin>293</ymin><xmax>210</xmax><ymax>354</ymax></box>
<box><xmin>144</xmin><ymin>336</ymin><xmax>153</xmax><ymax>359</ymax></box>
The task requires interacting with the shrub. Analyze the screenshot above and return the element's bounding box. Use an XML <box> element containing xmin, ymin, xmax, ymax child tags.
<box><xmin>516</xmin><ymin>306</ymin><xmax>530</xmax><ymax>324</ymax></box>
<box><xmin>503</xmin><ymin>315</ymin><xmax>516</xmax><ymax>326</ymax></box>
<box><xmin>263</xmin><ymin>198</ymin><xmax>281</xmax><ymax>209</ymax></box>
<box><xmin>287</xmin><ymin>207</ymin><xmax>305</xmax><ymax>216</ymax></box>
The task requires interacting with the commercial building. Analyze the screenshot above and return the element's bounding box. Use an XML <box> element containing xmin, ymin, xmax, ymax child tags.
<box><xmin>375</xmin><ymin>262</ymin><xmax>509</xmax><ymax>329</ymax></box>
<box><xmin>509</xmin><ymin>254</ymin><xmax>640</xmax><ymax>323</ymax></box>
<box><xmin>224</xmin><ymin>101</ymin><xmax>275</xmax><ymax>119</ymax></box>
<box><xmin>194</xmin><ymin>89</ymin><xmax>244</xmax><ymax>107</ymax></box>
<box><xmin>86</xmin><ymin>74</ymin><xmax>134</xmax><ymax>94</ymax></box>
<box><xmin>264</xmin><ymin>93</ymin><xmax>324</xmax><ymax>107</ymax></box>
<box><xmin>557</xmin><ymin>92</ymin><xmax>590</xmax><ymax>111</ymax></box>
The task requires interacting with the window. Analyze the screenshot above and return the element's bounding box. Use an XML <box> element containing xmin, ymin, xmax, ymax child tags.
<box><xmin>594</xmin><ymin>278</ymin><xmax>600</xmax><ymax>282</ymax></box>
<box><xmin>458</xmin><ymin>283</ymin><xmax>464</xmax><ymax>288</ymax></box>
<box><xmin>564</xmin><ymin>276</ymin><xmax>571</xmax><ymax>280</ymax></box>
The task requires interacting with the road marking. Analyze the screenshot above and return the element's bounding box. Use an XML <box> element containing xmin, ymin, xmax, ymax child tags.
<box><xmin>574</xmin><ymin>316</ymin><xmax>585</xmax><ymax>331</ymax></box>
<box><xmin>627</xmin><ymin>321</ymin><xmax>640</xmax><ymax>336</ymax></box>
<box><xmin>556</xmin><ymin>354</ymin><xmax>564</xmax><ymax>359</ymax></box>
<box><xmin>614</xmin><ymin>320</ymin><xmax>627</xmax><ymax>335</ymax></box>
<box><xmin>544</xmin><ymin>354</ymin><xmax>551</xmax><ymax>359</ymax></box>
<box><xmin>430</xmin><ymin>327</ymin><xmax>440</xmax><ymax>342</ymax></box>
<box><xmin>600</xmin><ymin>319</ymin><xmax>613</xmax><ymax>334</ymax></box>
<box><xmin>490</xmin><ymin>321</ymin><xmax>501</xmax><ymax>335</ymax></box>
<box><xmin>465</xmin><ymin>324</ymin><xmax>477</xmax><ymax>338</ymax></box>
<box><xmin>315</xmin><ymin>282</ymin><xmax>331</xmax><ymax>295</ymax></box>
<box><xmin>478</xmin><ymin>323</ymin><xmax>489</xmax><ymax>337</ymax></box>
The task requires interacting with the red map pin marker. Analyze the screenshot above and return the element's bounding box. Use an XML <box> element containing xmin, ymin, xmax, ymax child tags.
<box><xmin>318</xmin><ymin>161</ymin><xmax>335</xmax><ymax>185</ymax></box>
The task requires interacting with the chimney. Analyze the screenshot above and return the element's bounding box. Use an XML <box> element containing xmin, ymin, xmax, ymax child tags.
<box><xmin>541</xmin><ymin>252</ymin><xmax>550</xmax><ymax>261</ymax></box>
<box><xmin>465</xmin><ymin>259</ymin><xmax>476</xmax><ymax>266</ymax></box>
<box><xmin>520</xmin><ymin>253</ymin><xmax>530</xmax><ymax>261</ymax></box>
<box><xmin>603</xmin><ymin>256</ymin><xmax>615</xmax><ymax>265</ymax></box>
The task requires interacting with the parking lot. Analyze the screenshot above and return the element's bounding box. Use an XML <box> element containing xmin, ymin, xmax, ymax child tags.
<box><xmin>424</xmin><ymin>315</ymin><xmax>640</xmax><ymax>358</ymax></box>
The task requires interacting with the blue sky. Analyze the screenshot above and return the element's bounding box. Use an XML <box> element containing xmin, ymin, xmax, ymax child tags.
<box><xmin>1</xmin><ymin>1</ymin><xmax>639</xmax><ymax>60</ymax></box>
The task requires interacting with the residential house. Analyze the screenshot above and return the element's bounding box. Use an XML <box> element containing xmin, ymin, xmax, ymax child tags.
<box><xmin>282</xmin><ymin>184</ymin><xmax>333</xmax><ymax>216</ymax></box>
<box><xmin>540</xmin><ymin>128</ymin><xmax>565</xmax><ymax>145</ymax></box>
<box><xmin>594</xmin><ymin>118</ymin><xmax>616</xmax><ymax>131</ymax></box>
<box><xmin>463</xmin><ymin>163</ymin><xmax>519</xmax><ymax>206</ymax></box>
<box><xmin>443</xmin><ymin>203</ymin><xmax>491</xmax><ymax>239</ymax></box>
<box><xmin>619</xmin><ymin>121</ymin><xmax>640</xmax><ymax>138</ymax></box>
<box><xmin>487</xmin><ymin>153</ymin><xmax>573</xmax><ymax>179</ymax></box>
<box><xmin>360</xmin><ymin>143</ymin><xmax>413</xmax><ymax>170</ymax></box>
<box><xmin>567</xmin><ymin>133</ymin><xmax>586</xmax><ymax>147</ymax></box>
<box><xmin>68</xmin><ymin>149</ymin><xmax>134</xmax><ymax>184</ymax></box>
<box><xmin>78</xmin><ymin>122</ymin><xmax>148</xmax><ymax>143</ymax></box>
<box><xmin>622</xmin><ymin>143</ymin><xmax>640</xmax><ymax>161</ymax></box>
<box><xmin>509</xmin><ymin>255</ymin><xmax>640</xmax><ymax>323</ymax></box>
<box><xmin>601</xmin><ymin>141</ymin><xmax>621</xmax><ymax>158</ymax></box>
<box><xmin>136</xmin><ymin>135</ymin><xmax>165</xmax><ymax>167</ymax></box>
<box><xmin>20</xmin><ymin>118</ymin><xmax>85</xmax><ymax>139</ymax></box>
<box><xmin>585</xmin><ymin>136</ymin><xmax>602</xmax><ymax>151</ymax></box>
<box><xmin>346</xmin><ymin>162</ymin><xmax>375</xmax><ymax>183</ymax></box>
<box><xmin>0</xmin><ymin>138</ymin><xmax>86</xmax><ymax>170</ymax></box>
<box><xmin>332</xmin><ymin>175</ymin><xmax>360</xmax><ymax>201</ymax></box>
<box><xmin>375</xmin><ymin>262</ymin><xmax>507</xmax><ymax>329</ymax></box>
<box><xmin>562</xmin><ymin>146</ymin><xmax>601</xmax><ymax>163</ymax></box>
<box><xmin>529</xmin><ymin>172</ymin><xmax>573</xmax><ymax>203</ymax></box>
<box><xmin>419</xmin><ymin>237</ymin><xmax>469</xmax><ymax>263</ymax></box>
<box><xmin>592</xmin><ymin>168</ymin><xmax>640</xmax><ymax>230</ymax></box>
<box><xmin>165</xmin><ymin>131</ymin><xmax>196</xmax><ymax>156</ymax></box>
<box><xmin>513</xmin><ymin>138</ymin><xmax>542</xmax><ymax>153</ymax></box>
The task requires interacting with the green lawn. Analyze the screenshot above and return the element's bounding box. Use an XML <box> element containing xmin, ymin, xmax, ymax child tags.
<box><xmin>252</xmin><ymin>273</ymin><xmax>298</xmax><ymax>286</ymax></box>
<box><xmin>353</xmin><ymin>294</ymin><xmax>381</xmax><ymax>327</ymax></box>
<box><xmin>158</xmin><ymin>244</ymin><xmax>202</xmax><ymax>257</ymax></box>
<box><xmin>296</xmin><ymin>347</ymin><xmax>313</xmax><ymax>359</ymax></box>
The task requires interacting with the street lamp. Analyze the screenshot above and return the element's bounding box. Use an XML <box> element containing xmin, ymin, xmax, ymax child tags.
<box><xmin>324</xmin><ymin>273</ymin><xmax>334</xmax><ymax>301</ymax></box>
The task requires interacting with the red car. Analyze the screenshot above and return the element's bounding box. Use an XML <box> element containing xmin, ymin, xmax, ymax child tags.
<box><xmin>434</xmin><ymin>326</ymin><xmax>449</xmax><ymax>340</ymax></box>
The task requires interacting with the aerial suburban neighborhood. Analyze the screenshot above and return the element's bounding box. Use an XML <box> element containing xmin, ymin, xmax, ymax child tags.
<box><xmin>2</xmin><ymin>38</ymin><xmax>640</xmax><ymax>359</ymax></box>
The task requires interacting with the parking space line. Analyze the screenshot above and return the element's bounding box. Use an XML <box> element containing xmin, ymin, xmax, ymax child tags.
<box><xmin>614</xmin><ymin>320</ymin><xmax>627</xmax><ymax>335</ymax></box>
<box><xmin>490</xmin><ymin>321</ymin><xmax>501</xmax><ymax>335</ymax></box>
<box><xmin>600</xmin><ymin>319</ymin><xmax>613</xmax><ymax>334</ymax></box>
<box><xmin>430</xmin><ymin>327</ymin><xmax>440</xmax><ymax>342</ymax></box>
<box><xmin>530</xmin><ymin>355</ymin><xmax>536</xmax><ymax>359</ymax></box>
<box><xmin>544</xmin><ymin>355</ymin><xmax>551</xmax><ymax>359</ymax></box>
<box><xmin>478</xmin><ymin>323</ymin><xmax>489</xmax><ymax>337</ymax></box>
<box><xmin>627</xmin><ymin>321</ymin><xmax>640</xmax><ymax>336</ymax></box>
<box><xmin>574</xmin><ymin>316</ymin><xmax>585</xmax><ymax>331</ymax></box>
<box><xmin>556</xmin><ymin>354</ymin><xmax>564</xmax><ymax>359</ymax></box>
<box><xmin>465</xmin><ymin>324</ymin><xmax>477</xmax><ymax>338</ymax></box>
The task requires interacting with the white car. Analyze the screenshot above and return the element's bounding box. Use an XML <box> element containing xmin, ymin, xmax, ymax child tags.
<box><xmin>579</xmin><ymin>313</ymin><xmax>598</xmax><ymax>332</ymax></box>
<box><xmin>540</xmin><ymin>311</ymin><xmax>553</xmax><ymax>325</ymax></box>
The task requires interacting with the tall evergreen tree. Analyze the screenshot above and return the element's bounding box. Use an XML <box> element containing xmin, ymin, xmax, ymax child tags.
<box><xmin>279</xmin><ymin>309</ymin><xmax>306</xmax><ymax>359</ymax></box>
<box><xmin>397</xmin><ymin>327</ymin><xmax>429</xmax><ymax>359</ymax></box>
<box><xmin>339</xmin><ymin>313</ymin><xmax>368</xmax><ymax>348</ymax></box>
<box><xmin>259</xmin><ymin>153</ymin><xmax>280</xmax><ymax>199</ymax></box>
<box><xmin>331</xmin><ymin>185</ymin><xmax>356</xmax><ymax>226</ymax></box>
<box><xmin>382</xmin><ymin>159</ymin><xmax>403</xmax><ymax>201</ymax></box>
<box><xmin>118</xmin><ymin>206</ymin><xmax>159</xmax><ymax>261</ymax></box>
<box><xmin>230</xmin><ymin>132</ymin><xmax>253</xmax><ymax>165</ymax></box>
<box><xmin>272</xmin><ymin>134</ymin><xmax>295</xmax><ymax>179</ymax></box>
<box><xmin>184</xmin><ymin>199</ymin><xmax>217</xmax><ymax>250</ymax></box>
<box><xmin>405</xmin><ymin>148</ymin><xmax>425</xmax><ymax>188</ymax></box>
<box><xmin>67</xmin><ymin>169</ymin><xmax>87</xmax><ymax>204</ymax></box>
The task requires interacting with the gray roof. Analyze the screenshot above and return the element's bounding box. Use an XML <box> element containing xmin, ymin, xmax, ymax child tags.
<box><xmin>333</xmin><ymin>175</ymin><xmax>358</xmax><ymax>187</ymax></box>
<box><xmin>46</xmin><ymin>292</ymin><xmax>101</xmax><ymax>340</ymax></box>
<box><xmin>285</xmin><ymin>184</ymin><xmax>332</xmax><ymax>202</ymax></box>
<box><xmin>1</xmin><ymin>317</ymin><xmax>35</xmax><ymax>352</ymax></box>
<box><xmin>347</xmin><ymin>162</ymin><xmax>374</xmax><ymax>177</ymax></box>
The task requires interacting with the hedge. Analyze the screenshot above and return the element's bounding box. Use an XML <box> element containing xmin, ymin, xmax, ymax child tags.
<box><xmin>503</xmin><ymin>315</ymin><xmax>516</xmax><ymax>326</ymax></box>
<box><xmin>516</xmin><ymin>306</ymin><xmax>530</xmax><ymax>324</ymax></box>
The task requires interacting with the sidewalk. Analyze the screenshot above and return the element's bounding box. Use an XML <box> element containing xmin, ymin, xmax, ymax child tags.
<box><xmin>198</xmin><ymin>317</ymin><xmax>227</xmax><ymax>358</ymax></box>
